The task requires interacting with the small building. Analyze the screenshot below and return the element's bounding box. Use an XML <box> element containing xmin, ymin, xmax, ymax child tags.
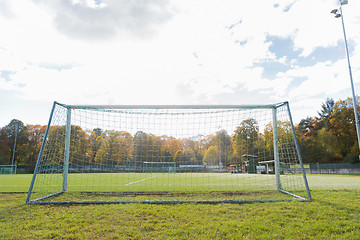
<box><xmin>258</xmin><ymin>160</ymin><xmax>275</xmax><ymax>174</ymax></box>
<box><xmin>242</xmin><ymin>154</ymin><xmax>258</xmax><ymax>174</ymax></box>
<box><xmin>258</xmin><ymin>160</ymin><xmax>286</xmax><ymax>174</ymax></box>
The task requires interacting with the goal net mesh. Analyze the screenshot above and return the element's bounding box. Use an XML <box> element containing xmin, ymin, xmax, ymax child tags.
<box><xmin>27</xmin><ymin>102</ymin><xmax>310</xmax><ymax>203</ymax></box>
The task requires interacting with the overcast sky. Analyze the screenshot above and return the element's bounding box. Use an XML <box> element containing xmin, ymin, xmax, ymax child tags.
<box><xmin>0</xmin><ymin>0</ymin><xmax>359</xmax><ymax>127</ymax></box>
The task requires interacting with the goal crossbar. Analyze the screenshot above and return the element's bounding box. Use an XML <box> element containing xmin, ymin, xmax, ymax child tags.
<box><xmin>56</xmin><ymin>101</ymin><xmax>288</xmax><ymax>110</ymax></box>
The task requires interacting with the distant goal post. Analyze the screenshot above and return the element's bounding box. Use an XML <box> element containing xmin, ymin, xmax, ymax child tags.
<box><xmin>143</xmin><ymin>162</ymin><xmax>176</xmax><ymax>173</ymax></box>
<box><xmin>26</xmin><ymin>101</ymin><xmax>311</xmax><ymax>204</ymax></box>
<box><xmin>0</xmin><ymin>165</ymin><xmax>17</xmax><ymax>175</ymax></box>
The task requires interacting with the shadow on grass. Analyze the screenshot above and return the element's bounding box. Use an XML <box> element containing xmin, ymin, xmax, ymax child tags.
<box><xmin>311</xmin><ymin>190</ymin><xmax>360</xmax><ymax>214</ymax></box>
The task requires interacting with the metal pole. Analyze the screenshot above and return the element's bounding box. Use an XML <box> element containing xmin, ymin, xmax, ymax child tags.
<box><xmin>286</xmin><ymin>102</ymin><xmax>311</xmax><ymax>200</ymax></box>
<box><xmin>217</xmin><ymin>126</ymin><xmax>222</xmax><ymax>167</ymax></box>
<box><xmin>339</xmin><ymin>5</ymin><xmax>360</xmax><ymax>155</ymax></box>
<box><xmin>219</xmin><ymin>139</ymin><xmax>221</xmax><ymax>165</ymax></box>
<box><xmin>63</xmin><ymin>108</ymin><xmax>72</xmax><ymax>192</ymax></box>
<box><xmin>272</xmin><ymin>108</ymin><xmax>281</xmax><ymax>191</ymax></box>
<box><xmin>26</xmin><ymin>102</ymin><xmax>57</xmax><ymax>203</ymax></box>
<box><xmin>11</xmin><ymin>125</ymin><xmax>18</xmax><ymax>174</ymax></box>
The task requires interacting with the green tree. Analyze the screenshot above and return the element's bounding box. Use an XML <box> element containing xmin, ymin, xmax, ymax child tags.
<box><xmin>317</xmin><ymin>128</ymin><xmax>342</xmax><ymax>161</ymax></box>
<box><xmin>183</xmin><ymin>148</ymin><xmax>197</xmax><ymax>164</ymax></box>
<box><xmin>232</xmin><ymin>118</ymin><xmax>260</xmax><ymax>160</ymax></box>
<box><xmin>2</xmin><ymin>119</ymin><xmax>29</xmax><ymax>165</ymax></box>
<box><xmin>298</xmin><ymin>117</ymin><xmax>317</xmax><ymax>138</ymax></box>
<box><xmin>296</xmin><ymin>117</ymin><xmax>322</xmax><ymax>163</ymax></box>
<box><xmin>216</xmin><ymin>129</ymin><xmax>232</xmax><ymax>166</ymax></box>
<box><xmin>317</xmin><ymin>98</ymin><xmax>335</xmax><ymax>130</ymax></box>
<box><xmin>133</xmin><ymin>131</ymin><xmax>156</xmax><ymax>163</ymax></box>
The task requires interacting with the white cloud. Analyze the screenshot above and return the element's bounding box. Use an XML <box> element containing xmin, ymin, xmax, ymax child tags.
<box><xmin>0</xmin><ymin>0</ymin><xmax>360</xmax><ymax>126</ymax></box>
<box><xmin>33</xmin><ymin>0</ymin><xmax>174</xmax><ymax>40</ymax></box>
<box><xmin>0</xmin><ymin>0</ymin><xmax>15</xmax><ymax>18</ymax></box>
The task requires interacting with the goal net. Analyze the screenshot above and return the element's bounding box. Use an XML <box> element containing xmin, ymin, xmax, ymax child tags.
<box><xmin>26</xmin><ymin>101</ymin><xmax>311</xmax><ymax>204</ymax></box>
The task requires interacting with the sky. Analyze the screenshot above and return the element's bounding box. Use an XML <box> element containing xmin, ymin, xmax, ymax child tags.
<box><xmin>0</xmin><ymin>0</ymin><xmax>360</xmax><ymax>127</ymax></box>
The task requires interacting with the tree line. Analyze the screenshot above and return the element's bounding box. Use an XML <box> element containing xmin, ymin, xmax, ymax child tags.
<box><xmin>1</xmin><ymin>97</ymin><xmax>359</xmax><ymax>171</ymax></box>
<box><xmin>0</xmin><ymin>119</ymin><xmax>290</xmax><ymax>171</ymax></box>
<box><xmin>297</xmin><ymin>97</ymin><xmax>360</xmax><ymax>163</ymax></box>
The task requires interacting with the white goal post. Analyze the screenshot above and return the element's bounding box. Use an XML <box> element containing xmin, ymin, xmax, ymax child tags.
<box><xmin>26</xmin><ymin>101</ymin><xmax>311</xmax><ymax>204</ymax></box>
<box><xmin>143</xmin><ymin>162</ymin><xmax>177</xmax><ymax>173</ymax></box>
<box><xmin>0</xmin><ymin>165</ymin><xmax>17</xmax><ymax>175</ymax></box>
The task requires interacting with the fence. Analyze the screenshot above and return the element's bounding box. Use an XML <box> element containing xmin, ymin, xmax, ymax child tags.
<box><xmin>309</xmin><ymin>163</ymin><xmax>360</xmax><ymax>174</ymax></box>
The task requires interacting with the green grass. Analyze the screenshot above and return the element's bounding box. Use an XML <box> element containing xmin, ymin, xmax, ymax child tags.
<box><xmin>0</xmin><ymin>190</ymin><xmax>359</xmax><ymax>239</ymax></box>
<box><xmin>0</xmin><ymin>174</ymin><xmax>32</xmax><ymax>192</ymax></box>
<box><xmin>307</xmin><ymin>174</ymin><xmax>360</xmax><ymax>190</ymax></box>
<box><xmin>2</xmin><ymin>173</ymin><xmax>360</xmax><ymax>193</ymax></box>
<box><xmin>1</xmin><ymin>172</ymin><xmax>309</xmax><ymax>202</ymax></box>
<box><xmin>2</xmin><ymin>172</ymin><xmax>360</xmax><ymax>203</ymax></box>
<box><xmin>0</xmin><ymin>174</ymin><xmax>360</xmax><ymax>239</ymax></box>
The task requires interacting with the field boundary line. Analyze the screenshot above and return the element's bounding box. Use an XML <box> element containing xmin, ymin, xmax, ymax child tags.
<box><xmin>125</xmin><ymin>175</ymin><xmax>158</xmax><ymax>186</ymax></box>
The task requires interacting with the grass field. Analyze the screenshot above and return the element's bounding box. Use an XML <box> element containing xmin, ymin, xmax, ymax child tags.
<box><xmin>2</xmin><ymin>172</ymin><xmax>309</xmax><ymax>203</ymax></box>
<box><xmin>1</xmin><ymin>174</ymin><xmax>360</xmax><ymax>239</ymax></box>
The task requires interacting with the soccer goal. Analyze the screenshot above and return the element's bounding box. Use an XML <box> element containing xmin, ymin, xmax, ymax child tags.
<box><xmin>26</xmin><ymin>101</ymin><xmax>311</xmax><ymax>204</ymax></box>
<box><xmin>0</xmin><ymin>165</ymin><xmax>17</xmax><ymax>174</ymax></box>
<box><xmin>143</xmin><ymin>162</ymin><xmax>176</xmax><ymax>173</ymax></box>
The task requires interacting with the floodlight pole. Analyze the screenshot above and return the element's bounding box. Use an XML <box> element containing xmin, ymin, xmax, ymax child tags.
<box><xmin>11</xmin><ymin>125</ymin><xmax>18</xmax><ymax>174</ymax></box>
<box><xmin>338</xmin><ymin>2</ymin><xmax>360</xmax><ymax>155</ymax></box>
<box><xmin>217</xmin><ymin>126</ymin><xmax>222</xmax><ymax>167</ymax></box>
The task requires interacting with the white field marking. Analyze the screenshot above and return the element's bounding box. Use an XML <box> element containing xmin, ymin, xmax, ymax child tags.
<box><xmin>125</xmin><ymin>175</ymin><xmax>158</xmax><ymax>186</ymax></box>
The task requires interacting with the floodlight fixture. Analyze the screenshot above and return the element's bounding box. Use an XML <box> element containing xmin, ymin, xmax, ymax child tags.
<box><xmin>340</xmin><ymin>0</ymin><xmax>348</xmax><ymax>5</ymax></box>
<box><xmin>331</xmin><ymin>9</ymin><xmax>338</xmax><ymax>14</ymax></box>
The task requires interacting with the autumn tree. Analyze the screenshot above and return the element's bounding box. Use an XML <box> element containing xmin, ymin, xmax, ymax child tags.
<box><xmin>116</xmin><ymin>131</ymin><xmax>133</xmax><ymax>164</ymax></box>
<box><xmin>26</xmin><ymin>125</ymin><xmax>46</xmax><ymax>167</ymax></box>
<box><xmin>296</xmin><ymin>117</ymin><xmax>325</xmax><ymax>163</ymax></box>
<box><xmin>203</xmin><ymin>146</ymin><xmax>219</xmax><ymax>166</ymax></box>
<box><xmin>329</xmin><ymin>97</ymin><xmax>360</xmax><ymax>162</ymax></box>
<box><xmin>158</xmin><ymin>136</ymin><xmax>182</xmax><ymax>162</ymax></box>
<box><xmin>87</xmin><ymin>128</ymin><xmax>104</xmax><ymax>164</ymax></box>
<box><xmin>173</xmin><ymin>150</ymin><xmax>183</xmax><ymax>164</ymax></box>
<box><xmin>100</xmin><ymin>130</ymin><xmax>134</xmax><ymax>165</ymax></box>
<box><xmin>69</xmin><ymin>125</ymin><xmax>88</xmax><ymax>165</ymax></box>
<box><xmin>0</xmin><ymin>128</ymin><xmax>10</xmax><ymax>164</ymax></box>
<box><xmin>43</xmin><ymin>126</ymin><xmax>65</xmax><ymax>165</ymax></box>
<box><xmin>296</xmin><ymin>97</ymin><xmax>360</xmax><ymax>163</ymax></box>
<box><xmin>264</xmin><ymin>120</ymin><xmax>295</xmax><ymax>162</ymax></box>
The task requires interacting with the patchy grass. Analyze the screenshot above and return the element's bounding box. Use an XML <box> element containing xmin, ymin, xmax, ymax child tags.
<box><xmin>0</xmin><ymin>190</ymin><xmax>359</xmax><ymax>239</ymax></box>
<box><xmin>1</xmin><ymin>174</ymin><xmax>360</xmax><ymax>239</ymax></box>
